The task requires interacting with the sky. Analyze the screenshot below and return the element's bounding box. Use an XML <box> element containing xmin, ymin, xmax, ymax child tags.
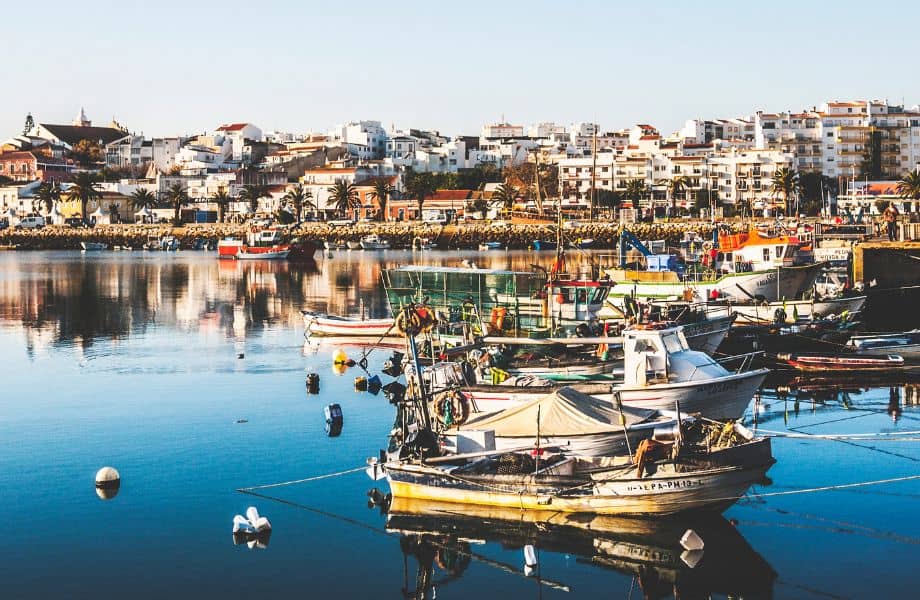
<box><xmin>3</xmin><ymin>0</ymin><xmax>920</xmax><ymax>139</ymax></box>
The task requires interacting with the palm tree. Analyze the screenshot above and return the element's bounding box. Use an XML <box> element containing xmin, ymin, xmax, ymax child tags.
<box><xmin>34</xmin><ymin>183</ymin><xmax>61</xmax><ymax>214</ymax></box>
<box><xmin>282</xmin><ymin>184</ymin><xmax>314</xmax><ymax>222</ymax></box>
<box><xmin>212</xmin><ymin>188</ymin><xmax>232</xmax><ymax>223</ymax></box>
<box><xmin>67</xmin><ymin>172</ymin><xmax>102</xmax><ymax>222</ymax></box>
<box><xmin>771</xmin><ymin>167</ymin><xmax>799</xmax><ymax>215</ymax></box>
<box><xmin>896</xmin><ymin>171</ymin><xmax>920</xmax><ymax>211</ymax></box>
<box><xmin>667</xmin><ymin>175</ymin><xmax>692</xmax><ymax>216</ymax></box>
<box><xmin>164</xmin><ymin>183</ymin><xmax>189</xmax><ymax>225</ymax></box>
<box><xmin>490</xmin><ymin>183</ymin><xmax>518</xmax><ymax>212</ymax></box>
<box><xmin>130</xmin><ymin>188</ymin><xmax>156</xmax><ymax>210</ymax></box>
<box><xmin>327</xmin><ymin>181</ymin><xmax>358</xmax><ymax>217</ymax></box>
<box><xmin>405</xmin><ymin>171</ymin><xmax>438</xmax><ymax>219</ymax></box>
<box><xmin>624</xmin><ymin>179</ymin><xmax>648</xmax><ymax>205</ymax></box>
<box><xmin>238</xmin><ymin>184</ymin><xmax>269</xmax><ymax>214</ymax></box>
<box><xmin>368</xmin><ymin>179</ymin><xmax>395</xmax><ymax>221</ymax></box>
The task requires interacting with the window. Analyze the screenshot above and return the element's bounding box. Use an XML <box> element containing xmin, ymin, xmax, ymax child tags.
<box><xmin>634</xmin><ymin>339</ymin><xmax>658</xmax><ymax>353</ymax></box>
<box><xmin>662</xmin><ymin>334</ymin><xmax>683</xmax><ymax>354</ymax></box>
<box><xmin>763</xmin><ymin>248</ymin><xmax>771</xmax><ymax>261</ymax></box>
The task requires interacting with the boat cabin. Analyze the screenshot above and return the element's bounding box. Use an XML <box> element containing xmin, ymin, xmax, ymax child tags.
<box><xmin>622</xmin><ymin>323</ymin><xmax>729</xmax><ymax>386</ymax></box>
<box><xmin>714</xmin><ymin>228</ymin><xmax>798</xmax><ymax>274</ymax></box>
<box><xmin>247</xmin><ymin>228</ymin><xmax>284</xmax><ymax>247</ymax></box>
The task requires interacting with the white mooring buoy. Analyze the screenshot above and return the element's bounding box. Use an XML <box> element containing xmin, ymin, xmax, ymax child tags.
<box><xmin>95</xmin><ymin>466</ymin><xmax>120</xmax><ymax>500</ymax></box>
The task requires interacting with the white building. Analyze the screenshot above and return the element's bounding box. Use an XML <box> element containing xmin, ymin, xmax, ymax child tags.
<box><xmin>214</xmin><ymin>123</ymin><xmax>263</xmax><ymax>161</ymax></box>
<box><xmin>705</xmin><ymin>148</ymin><xmax>793</xmax><ymax>208</ymax></box>
<box><xmin>481</xmin><ymin>122</ymin><xmax>525</xmax><ymax>139</ymax></box>
<box><xmin>327</xmin><ymin>121</ymin><xmax>388</xmax><ymax>160</ymax></box>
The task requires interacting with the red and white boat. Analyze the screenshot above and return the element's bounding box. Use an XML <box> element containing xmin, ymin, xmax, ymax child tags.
<box><xmin>775</xmin><ymin>352</ymin><xmax>905</xmax><ymax>373</ymax></box>
<box><xmin>302</xmin><ymin>311</ymin><xmax>396</xmax><ymax>337</ymax></box>
<box><xmin>218</xmin><ymin>228</ymin><xmax>315</xmax><ymax>260</ymax></box>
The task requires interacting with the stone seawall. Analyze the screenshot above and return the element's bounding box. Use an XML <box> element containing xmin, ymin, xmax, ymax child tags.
<box><xmin>0</xmin><ymin>221</ymin><xmax>733</xmax><ymax>251</ymax></box>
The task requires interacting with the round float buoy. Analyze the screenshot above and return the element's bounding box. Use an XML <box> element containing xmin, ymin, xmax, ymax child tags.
<box><xmin>95</xmin><ymin>466</ymin><xmax>120</xmax><ymax>500</ymax></box>
<box><xmin>332</xmin><ymin>349</ymin><xmax>349</xmax><ymax>365</ymax></box>
<box><xmin>354</xmin><ymin>376</ymin><xmax>368</xmax><ymax>392</ymax></box>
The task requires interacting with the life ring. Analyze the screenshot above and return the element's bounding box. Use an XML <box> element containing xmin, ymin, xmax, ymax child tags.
<box><xmin>395</xmin><ymin>305</ymin><xmax>437</xmax><ymax>337</ymax></box>
<box><xmin>432</xmin><ymin>389</ymin><xmax>469</xmax><ymax>427</ymax></box>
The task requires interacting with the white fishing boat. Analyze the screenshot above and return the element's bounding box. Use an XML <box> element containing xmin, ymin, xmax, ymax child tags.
<box><xmin>359</xmin><ymin>234</ymin><xmax>391</xmax><ymax>250</ymax></box>
<box><xmin>80</xmin><ymin>241</ymin><xmax>106</xmax><ymax>251</ymax></box>
<box><xmin>324</xmin><ymin>240</ymin><xmax>348</xmax><ymax>250</ymax></box>
<box><xmin>605</xmin><ymin>265</ymin><xmax>822</xmax><ymax>307</ymax></box>
<box><xmin>611</xmin><ymin>323</ymin><xmax>768</xmax><ymax>420</ymax></box>
<box><xmin>847</xmin><ymin>329</ymin><xmax>920</xmax><ymax>360</ymax></box>
<box><xmin>704</xmin><ymin>295</ymin><xmax>866</xmax><ymax>324</ymax></box>
<box><xmin>236</xmin><ymin>247</ymin><xmax>290</xmax><ymax>260</ymax></box>
<box><xmin>302</xmin><ymin>310</ymin><xmax>395</xmax><ymax>337</ymax></box>
<box><xmin>478</xmin><ymin>241</ymin><xmax>503</xmax><ymax>251</ymax></box>
<box><xmin>440</xmin><ymin>387</ymin><xmax>682</xmax><ymax>457</ymax></box>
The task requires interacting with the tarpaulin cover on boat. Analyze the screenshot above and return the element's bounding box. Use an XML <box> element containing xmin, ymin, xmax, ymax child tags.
<box><xmin>462</xmin><ymin>387</ymin><xmax>657</xmax><ymax>436</ymax></box>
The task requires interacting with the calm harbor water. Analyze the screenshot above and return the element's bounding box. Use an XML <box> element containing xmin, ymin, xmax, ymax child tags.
<box><xmin>1</xmin><ymin>250</ymin><xmax>919</xmax><ymax>599</ymax></box>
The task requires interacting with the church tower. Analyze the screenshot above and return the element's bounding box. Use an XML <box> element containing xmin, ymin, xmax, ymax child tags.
<box><xmin>73</xmin><ymin>107</ymin><xmax>91</xmax><ymax>127</ymax></box>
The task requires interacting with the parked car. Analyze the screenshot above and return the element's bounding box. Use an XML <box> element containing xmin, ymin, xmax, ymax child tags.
<box><xmin>15</xmin><ymin>216</ymin><xmax>45</xmax><ymax>229</ymax></box>
<box><xmin>64</xmin><ymin>217</ymin><xmax>89</xmax><ymax>228</ymax></box>
<box><xmin>328</xmin><ymin>218</ymin><xmax>355</xmax><ymax>227</ymax></box>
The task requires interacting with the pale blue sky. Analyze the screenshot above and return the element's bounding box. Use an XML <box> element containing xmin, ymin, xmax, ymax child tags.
<box><xmin>3</xmin><ymin>0</ymin><xmax>919</xmax><ymax>139</ymax></box>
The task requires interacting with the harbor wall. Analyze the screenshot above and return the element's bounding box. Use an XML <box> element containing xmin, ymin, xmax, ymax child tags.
<box><xmin>0</xmin><ymin>222</ymin><xmax>732</xmax><ymax>251</ymax></box>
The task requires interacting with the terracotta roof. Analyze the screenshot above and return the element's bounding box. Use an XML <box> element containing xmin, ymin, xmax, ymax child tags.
<box><xmin>639</xmin><ymin>135</ymin><xmax>660</xmax><ymax>140</ymax></box>
<box><xmin>216</xmin><ymin>123</ymin><xmax>250</xmax><ymax>132</ymax></box>
<box><xmin>430</xmin><ymin>189</ymin><xmax>472</xmax><ymax>201</ymax></box>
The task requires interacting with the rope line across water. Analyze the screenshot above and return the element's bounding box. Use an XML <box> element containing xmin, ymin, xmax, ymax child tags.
<box><xmin>236</xmin><ymin>465</ymin><xmax>366</xmax><ymax>492</ymax></box>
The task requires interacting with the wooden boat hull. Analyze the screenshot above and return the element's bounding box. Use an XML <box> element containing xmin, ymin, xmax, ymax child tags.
<box><xmin>236</xmin><ymin>249</ymin><xmax>290</xmax><ymax>260</ymax></box>
<box><xmin>302</xmin><ymin>311</ymin><xmax>395</xmax><ymax>337</ymax></box>
<box><xmin>385</xmin><ymin>439</ymin><xmax>773</xmax><ymax>515</ymax></box>
<box><xmin>775</xmin><ymin>353</ymin><xmax>905</xmax><ymax>372</ymax></box>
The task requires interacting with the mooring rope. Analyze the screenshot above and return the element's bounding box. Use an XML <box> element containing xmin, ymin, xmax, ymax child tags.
<box><xmin>236</xmin><ymin>465</ymin><xmax>366</xmax><ymax>492</ymax></box>
<box><xmin>757</xmin><ymin>428</ymin><xmax>920</xmax><ymax>440</ymax></box>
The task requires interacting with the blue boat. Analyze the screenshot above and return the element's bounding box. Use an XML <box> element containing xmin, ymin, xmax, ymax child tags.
<box><xmin>532</xmin><ymin>240</ymin><xmax>557</xmax><ymax>250</ymax></box>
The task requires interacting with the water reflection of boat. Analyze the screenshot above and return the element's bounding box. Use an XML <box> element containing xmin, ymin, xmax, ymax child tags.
<box><xmin>386</xmin><ymin>498</ymin><xmax>776</xmax><ymax>600</ymax></box>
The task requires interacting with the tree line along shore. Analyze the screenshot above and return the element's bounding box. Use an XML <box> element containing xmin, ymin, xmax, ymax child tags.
<box><xmin>0</xmin><ymin>221</ymin><xmax>732</xmax><ymax>251</ymax></box>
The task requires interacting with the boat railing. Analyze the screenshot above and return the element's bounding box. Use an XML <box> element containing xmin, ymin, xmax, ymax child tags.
<box><xmin>716</xmin><ymin>351</ymin><xmax>764</xmax><ymax>373</ymax></box>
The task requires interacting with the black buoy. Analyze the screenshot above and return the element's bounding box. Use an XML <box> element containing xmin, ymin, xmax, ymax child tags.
<box><xmin>306</xmin><ymin>373</ymin><xmax>320</xmax><ymax>394</ymax></box>
<box><xmin>324</xmin><ymin>403</ymin><xmax>343</xmax><ymax>437</ymax></box>
<box><xmin>238</xmin><ymin>353</ymin><xmax>245</xmax><ymax>359</ymax></box>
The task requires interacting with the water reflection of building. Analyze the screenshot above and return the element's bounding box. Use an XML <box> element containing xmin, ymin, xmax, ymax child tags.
<box><xmin>0</xmin><ymin>251</ymin><xmax>574</xmax><ymax>354</ymax></box>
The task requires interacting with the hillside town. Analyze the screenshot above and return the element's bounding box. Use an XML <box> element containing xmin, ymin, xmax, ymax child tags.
<box><xmin>2</xmin><ymin>99</ymin><xmax>920</xmax><ymax>228</ymax></box>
